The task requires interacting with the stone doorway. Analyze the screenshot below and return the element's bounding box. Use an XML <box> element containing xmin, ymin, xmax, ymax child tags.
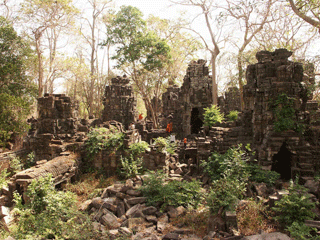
<box><xmin>271</xmin><ymin>142</ymin><xmax>292</xmax><ymax>180</ymax></box>
<box><xmin>190</xmin><ymin>108</ymin><xmax>203</xmax><ymax>134</ymax></box>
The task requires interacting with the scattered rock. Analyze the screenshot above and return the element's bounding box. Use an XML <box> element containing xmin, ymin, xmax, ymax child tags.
<box><xmin>100</xmin><ymin>210</ymin><xmax>120</xmax><ymax>229</ymax></box>
<box><xmin>243</xmin><ymin>232</ymin><xmax>291</xmax><ymax>240</ymax></box>
<box><xmin>79</xmin><ymin>199</ymin><xmax>92</xmax><ymax>211</ymax></box>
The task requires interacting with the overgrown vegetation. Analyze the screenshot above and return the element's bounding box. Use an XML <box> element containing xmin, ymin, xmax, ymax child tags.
<box><xmin>64</xmin><ymin>172</ymin><xmax>116</xmax><ymax>202</ymax></box>
<box><xmin>140</xmin><ymin>171</ymin><xmax>203</xmax><ymax>210</ymax></box>
<box><xmin>207</xmin><ymin>177</ymin><xmax>246</xmax><ymax>214</ymax></box>
<box><xmin>128</xmin><ymin>141</ymin><xmax>149</xmax><ymax>158</ymax></box>
<box><xmin>286</xmin><ymin>221</ymin><xmax>319</xmax><ymax>240</ymax></box>
<box><xmin>119</xmin><ymin>155</ymin><xmax>143</xmax><ymax>179</ymax></box>
<box><xmin>227</xmin><ymin>110</ymin><xmax>239</xmax><ymax>122</ymax></box>
<box><xmin>84</xmin><ymin>126</ymin><xmax>125</xmax><ymax>172</ymax></box>
<box><xmin>153</xmin><ymin>136</ymin><xmax>177</xmax><ymax>154</ymax></box>
<box><xmin>271</xmin><ymin>93</ymin><xmax>305</xmax><ymax>133</ymax></box>
<box><xmin>248</xmin><ymin>164</ymin><xmax>280</xmax><ymax>187</ymax></box>
<box><xmin>12</xmin><ymin>175</ymin><xmax>98</xmax><ymax>239</ymax></box>
<box><xmin>236</xmin><ymin>200</ymin><xmax>273</xmax><ymax>236</ymax></box>
<box><xmin>272</xmin><ymin>178</ymin><xmax>316</xmax><ymax>227</ymax></box>
<box><xmin>202</xmin><ymin>144</ymin><xmax>280</xmax><ymax>215</ymax></box>
<box><xmin>203</xmin><ymin>104</ymin><xmax>224</xmax><ymax>128</ymax></box>
<box><xmin>0</xmin><ymin>16</ymin><xmax>36</xmax><ymax>148</ymax></box>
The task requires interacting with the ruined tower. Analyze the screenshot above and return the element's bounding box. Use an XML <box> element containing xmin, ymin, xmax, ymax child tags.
<box><xmin>162</xmin><ymin>60</ymin><xmax>213</xmax><ymax>137</ymax></box>
<box><xmin>102</xmin><ymin>75</ymin><xmax>137</xmax><ymax>129</ymax></box>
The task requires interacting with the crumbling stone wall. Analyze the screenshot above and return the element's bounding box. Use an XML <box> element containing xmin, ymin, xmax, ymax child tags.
<box><xmin>200</xmin><ymin>49</ymin><xmax>320</xmax><ymax>181</ymax></box>
<box><xmin>25</xmin><ymin>94</ymin><xmax>85</xmax><ymax>161</ymax></box>
<box><xmin>218</xmin><ymin>87</ymin><xmax>241</xmax><ymax>114</ymax></box>
<box><xmin>103</xmin><ymin>75</ymin><xmax>137</xmax><ymax>130</ymax></box>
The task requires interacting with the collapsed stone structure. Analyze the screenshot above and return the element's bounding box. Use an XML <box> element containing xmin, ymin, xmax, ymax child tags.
<box><xmin>103</xmin><ymin>75</ymin><xmax>137</xmax><ymax>130</ymax></box>
<box><xmin>206</xmin><ymin>49</ymin><xmax>320</xmax><ymax>181</ymax></box>
<box><xmin>162</xmin><ymin>60</ymin><xmax>213</xmax><ymax>138</ymax></box>
<box><xmin>26</xmin><ymin>93</ymin><xmax>87</xmax><ymax>161</ymax></box>
<box><xmin>15</xmin><ymin>49</ymin><xmax>320</xmax><ymax>191</ymax></box>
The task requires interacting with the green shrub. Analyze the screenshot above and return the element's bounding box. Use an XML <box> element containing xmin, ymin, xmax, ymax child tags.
<box><xmin>128</xmin><ymin>141</ymin><xmax>149</xmax><ymax>158</ymax></box>
<box><xmin>9</xmin><ymin>155</ymin><xmax>23</xmax><ymax>174</ymax></box>
<box><xmin>207</xmin><ymin>177</ymin><xmax>245</xmax><ymax>215</ymax></box>
<box><xmin>140</xmin><ymin>171</ymin><xmax>202</xmax><ymax>210</ymax></box>
<box><xmin>271</xmin><ymin>93</ymin><xmax>305</xmax><ymax>133</ymax></box>
<box><xmin>248</xmin><ymin>164</ymin><xmax>280</xmax><ymax>186</ymax></box>
<box><xmin>85</xmin><ymin>126</ymin><xmax>125</xmax><ymax>160</ymax></box>
<box><xmin>153</xmin><ymin>137</ymin><xmax>176</xmax><ymax>154</ymax></box>
<box><xmin>286</xmin><ymin>222</ymin><xmax>319</xmax><ymax>240</ymax></box>
<box><xmin>119</xmin><ymin>155</ymin><xmax>143</xmax><ymax>179</ymax></box>
<box><xmin>203</xmin><ymin>104</ymin><xmax>224</xmax><ymax>128</ymax></box>
<box><xmin>0</xmin><ymin>168</ymin><xmax>9</xmax><ymax>189</ymax></box>
<box><xmin>272</xmin><ymin>178</ymin><xmax>316</xmax><ymax>226</ymax></box>
<box><xmin>24</xmin><ymin>151</ymin><xmax>36</xmax><ymax>169</ymax></box>
<box><xmin>201</xmin><ymin>144</ymin><xmax>252</xmax><ymax>183</ymax></box>
<box><xmin>226</xmin><ymin>110</ymin><xmax>239</xmax><ymax>122</ymax></box>
<box><xmin>12</xmin><ymin>175</ymin><xmax>97</xmax><ymax>239</ymax></box>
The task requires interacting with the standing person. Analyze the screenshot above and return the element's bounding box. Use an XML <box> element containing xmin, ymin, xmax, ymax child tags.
<box><xmin>184</xmin><ymin>137</ymin><xmax>187</xmax><ymax>148</ymax></box>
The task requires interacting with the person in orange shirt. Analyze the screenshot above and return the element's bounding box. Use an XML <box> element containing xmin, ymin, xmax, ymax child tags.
<box><xmin>138</xmin><ymin>113</ymin><xmax>143</xmax><ymax>120</ymax></box>
<box><xmin>166</xmin><ymin>123</ymin><xmax>171</xmax><ymax>133</ymax></box>
<box><xmin>184</xmin><ymin>137</ymin><xmax>187</xmax><ymax>148</ymax></box>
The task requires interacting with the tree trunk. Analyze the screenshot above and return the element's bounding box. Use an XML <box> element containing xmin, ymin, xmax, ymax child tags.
<box><xmin>237</xmin><ymin>52</ymin><xmax>244</xmax><ymax>110</ymax></box>
<box><xmin>211</xmin><ymin>54</ymin><xmax>218</xmax><ymax>105</ymax></box>
<box><xmin>35</xmin><ymin>36</ymin><xmax>43</xmax><ymax>97</ymax></box>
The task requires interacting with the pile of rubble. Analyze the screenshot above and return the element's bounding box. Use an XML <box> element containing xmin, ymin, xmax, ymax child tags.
<box><xmin>81</xmin><ymin>176</ymin><xmax>205</xmax><ymax>240</ymax></box>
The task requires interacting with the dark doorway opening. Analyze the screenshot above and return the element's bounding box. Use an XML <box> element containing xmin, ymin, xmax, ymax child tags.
<box><xmin>271</xmin><ymin>142</ymin><xmax>292</xmax><ymax>180</ymax></box>
<box><xmin>190</xmin><ymin>108</ymin><xmax>203</xmax><ymax>134</ymax></box>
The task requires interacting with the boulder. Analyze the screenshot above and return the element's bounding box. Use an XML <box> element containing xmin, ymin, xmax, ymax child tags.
<box><xmin>243</xmin><ymin>232</ymin><xmax>291</xmax><ymax>240</ymax></box>
<box><xmin>127</xmin><ymin>197</ymin><xmax>147</xmax><ymax>205</ymax></box>
<box><xmin>78</xmin><ymin>199</ymin><xmax>92</xmax><ymax>211</ymax></box>
<box><xmin>100</xmin><ymin>209</ymin><xmax>120</xmax><ymax>229</ymax></box>
<box><xmin>142</xmin><ymin>206</ymin><xmax>158</xmax><ymax>215</ymax></box>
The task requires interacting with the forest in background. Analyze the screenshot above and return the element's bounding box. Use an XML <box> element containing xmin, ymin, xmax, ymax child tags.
<box><xmin>0</xmin><ymin>0</ymin><xmax>320</xmax><ymax>147</ymax></box>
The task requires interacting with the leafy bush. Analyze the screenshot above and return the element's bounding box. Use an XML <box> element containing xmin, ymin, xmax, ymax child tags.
<box><xmin>140</xmin><ymin>171</ymin><xmax>202</xmax><ymax>210</ymax></box>
<box><xmin>12</xmin><ymin>175</ymin><xmax>97</xmax><ymax>239</ymax></box>
<box><xmin>128</xmin><ymin>141</ymin><xmax>149</xmax><ymax>158</ymax></box>
<box><xmin>153</xmin><ymin>137</ymin><xmax>176</xmax><ymax>154</ymax></box>
<box><xmin>286</xmin><ymin>222</ymin><xmax>318</xmax><ymax>240</ymax></box>
<box><xmin>85</xmin><ymin>126</ymin><xmax>125</xmax><ymax>159</ymax></box>
<box><xmin>272</xmin><ymin>178</ymin><xmax>316</xmax><ymax>226</ymax></box>
<box><xmin>203</xmin><ymin>104</ymin><xmax>224</xmax><ymax>128</ymax></box>
<box><xmin>9</xmin><ymin>155</ymin><xmax>23</xmax><ymax>174</ymax></box>
<box><xmin>24</xmin><ymin>151</ymin><xmax>36</xmax><ymax>169</ymax></box>
<box><xmin>0</xmin><ymin>168</ymin><xmax>9</xmax><ymax>189</ymax></box>
<box><xmin>248</xmin><ymin>164</ymin><xmax>280</xmax><ymax>186</ymax></box>
<box><xmin>201</xmin><ymin>144</ymin><xmax>252</xmax><ymax>183</ymax></box>
<box><xmin>207</xmin><ymin>177</ymin><xmax>246</xmax><ymax>215</ymax></box>
<box><xmin>271</xmin><ymin>93</ymin><xmax>305</xmax><ymax>133</ymax></box>
<box><xmin>226</xmin><ymin>110</ymin><xmax>239</xmax><ymax>122</ymax></box>
<box><xmin>119</xmin><ymin>155</ymin><xmax>143</xmax><ymax>179</ymax></box>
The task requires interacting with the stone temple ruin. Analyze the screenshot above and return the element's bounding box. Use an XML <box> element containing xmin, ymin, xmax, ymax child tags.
<box><xmin>102</xmin><ymin>75</ymin><xmax>137</xmax><ymax>130</ymax></box>
<box><xmin>2</xmin><ymin>48</ymin><xmax>320</xmax><ymax>207</ymax></box>
<box><xmin>162</xmin><ymin>59</ymin><xmax>213</xmax><ymax>137</ymax></box>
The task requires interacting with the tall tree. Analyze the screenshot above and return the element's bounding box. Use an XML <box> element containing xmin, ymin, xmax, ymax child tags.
<box><xmin>254</xmin><ymin>2</ymin><xmax>317</xmax><ymax>58</ymax></box>
<box><xmin>171</xmin><ymin>0</ymin><xmax>223</xmax><ymax>105</ymax></box>
<box><xmin>146</xmin><ymin>15</ymin><xmax>203</xmax><ymax>119</ymax></box>
<box><xmin>288</xmin><ymin>0</ymin><xmax>320</xmax><ymax>32</ymax></box>
<box><xmin>79</xmin><ymin>0</ymin><xmax>113</xmax><ymax>117</ymax></box>
<box><xmin>222</xmin><ymin>0</ymin><xmax>273</xmax><ymax>109</ymax></box>
<box><xmin>0</xmin><ymin>17</ymin><xmax>36</xmax><ymax>148</ymax></box>
<box><xmin>105</xmin><ymin>6</ymin><xmax>171</xmax><ymax>127</ymax></box>
<box><xmin>20</xmin><ymin>0</ymin><xmax>78</xmax><ymax>96</ymax></box>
